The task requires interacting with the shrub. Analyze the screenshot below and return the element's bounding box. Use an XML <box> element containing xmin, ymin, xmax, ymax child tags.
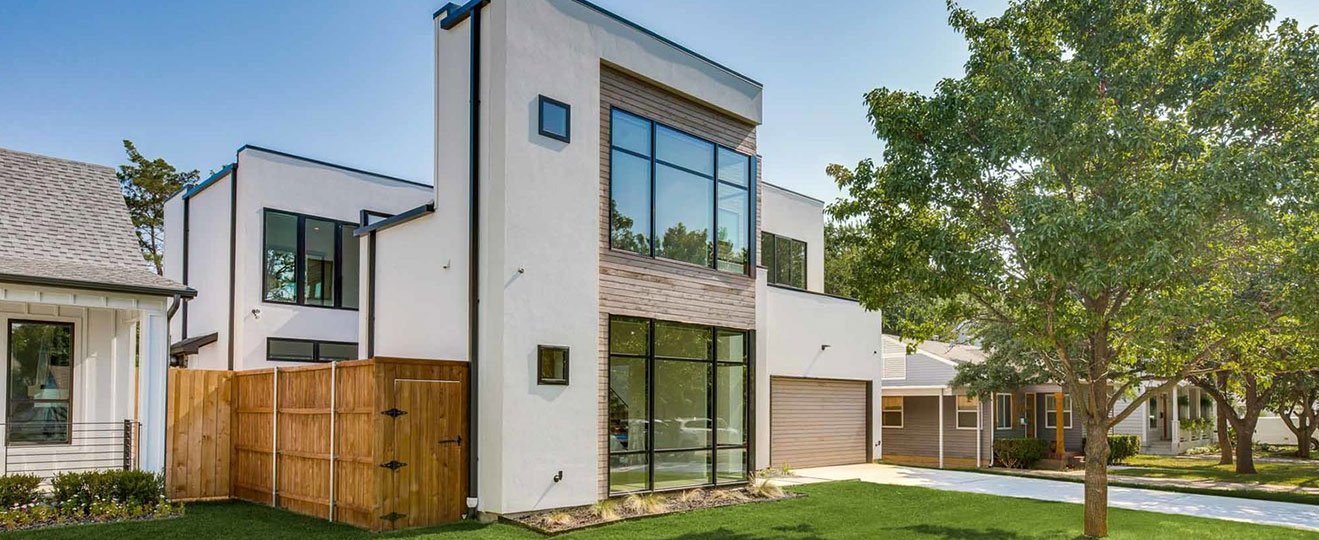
<box><xmin>1108</xmin><ymin>435</ymin><xmax>1141</xmax><ymax>464</ymax></box>
<box><xmin>994</xmin><ymin>438</ymin><xmax>1049</xmax><ymax>469</ymax></box>
<box><xmin>0</xmin><ymin>474</ymin><xmax>41</xmax><ymax>509</ymax></box>
<box><xmin>51</xmin><ymin>470</ymin><xmax>164</xmax><ymax>511</ymax></box>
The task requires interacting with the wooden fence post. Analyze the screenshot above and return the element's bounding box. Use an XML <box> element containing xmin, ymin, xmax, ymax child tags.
<box><xmin>272</xmin><ymin>366</ymin><xmax>279</xmax><ymax>507</ymax></box>
<box><xmin>329</xmin><ymin>361</ymin><xmax>337</xmax><ymax>522</ymax></box>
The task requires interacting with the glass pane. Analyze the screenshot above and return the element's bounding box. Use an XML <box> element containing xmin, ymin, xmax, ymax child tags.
<box><xmin>655</xmin><ymin>321</ymin><xmax>710</xmax><ymax>360</ymax></box>
<box><xmin>654</xmin><ymin>164</ymin><xmax>712</xmax><ymax>266</ymax></box>
<box><xmin>540</xmin><ymin>99</ymin><xmax>568</xmax><ymax>139</ymax></box>
<box><xmin>882</xmin><ymin>396</ymin><xmax>903</xmax><ymax>411</ymax></box>
<box><xmin>716</xmin><ymin>330</ymin><xmax>746</xmax><ymax>363</ymax></box>
<box><xmin>656</xmin><ymin>125</ymin><xmax>713</xmax><ymax>176</ymax></box>
<box><xmin>319</xmin><ymin>342</ymin><xmax>357</xmax><ymax>362</ymax></box>
<box><xmin>609</xmin><ymin>317</ymin><xmax>649</xmax><ymax>356</ymax></box>
<box><xmin>716</xmin><ymin>448</ymin><xmax>746</xmax><ymax>484</ymax></box>
<box><xmin>7</xmin><ymin>322</ymin><xmax>73</xmax><ymax>401</ymax></box>
<box><xmin>611</xmin><ymin>109</ymin><xmax>651</xmax><ymax>156</ymax></box>
<box><xmin>653</xmin><ymin>360</ymin><xmax>711</xmax><ymax>450</ymax></box>
<box><xmin>609</xmin><ymin>356</ymin><xmax>648</xmax><ymax>453</ymax></box>
<box><xmin>774</xmin><ymin>236</ymin><xmax>791</xmax><ymax>285</ymax></box>
<box><xmin>760</xmin><ymin>232</ymin><xmax>774</xmax><ymax>269</ymax></box>
<box><xmin>654</xmin><ymin>450</ymin><xmax>710</xmax><ymax>489</ymax></box>
<box><xmin>539</xmin><ymin>347</ymin><xmax>568</xmax><ymax>382</ymax></box>
<box><xmin>609</xmin><ymin>453</ymin><xmax>649</xmax><ymax>493</ymax></box>
<box><xmin>7</xmin><ymin>402</ymin><xmax>69</xmax><ymax>444</ymax></box>
<box><xmin>717</xmin><ymin>147</ymin><xmax>749</xmax><ymax>187</ymax></box>
<box><xmin>610</xmin><ymin>149</ymin><xmax>651</xmax><ymax>255</ymax></box>
<box><xmin>716</xmin><ymin>184</ymin><xmax>749</xmax><ymax>273</ymax></box>
<box><xmin>268</xmin><ymin>339</ymin><xmax>314</xmax><ymax>362</ymax></box>
<box><xmin>340</xmin><ymin>226</ymin><xmax>360</xmax><ymax>309</ymax></box>
<box><xmin>882</xmin><ymin>411</ymin><xmax>902</xmax><ymax>427</ymax></box>
<box><xmin>304</xmin><ymin>218</ymin><xmax>336</xmax><ymax>306</ymax></box>
<box><xmin>958</xmin><ymin>411</ymin><xmax>978</xmax><ymax>429</ymax></box>
<box><xmin>790</xmin><ymin>239</ymin><xmax>806</xmax><ymax>289</ymax></box>
<box><xmin>716</xmin><ymin>364</ymin><xmax>746</xmax><ymax>445</ymax></box>
<box><xmin>263</xmin><ymin>212</ymin><xmax>298</xmax><ymax>302</ymax></box>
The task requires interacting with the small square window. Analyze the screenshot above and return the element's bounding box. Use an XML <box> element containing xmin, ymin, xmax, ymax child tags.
<box><xmin>538</xmin><ymin>345</ymin><xmax>569</xmax><ymax>385</ymax></box>
<box><xmin>538</xmin><ymin>95</ymin><xmax>570</xmax><ymax>143</ymax></box>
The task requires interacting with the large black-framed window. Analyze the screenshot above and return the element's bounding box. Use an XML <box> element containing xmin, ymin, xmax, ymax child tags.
<box><xmin>609</xmin><ymin>107</ymin><xmax>753</xmax><ymax>275</ymax></box>
<box><xmin>263</xmin><ymin>209</ymin><xmax>360</xmax><ymax>310</ymax></box>
<box><xmin>760</xmin><ymin>231</ymin><xmax>806</xmax><ymax>289</ymax></box>
<box><xmin>6</xmin><ymin>320</ymin><xmax>74</xmax><ymax>445</ymax></box>
<box><xmin>607</xmin><ymin>315</ymin><xmax>750</xmax><ymax>494</ymax></box>
<box><xmin>266</xmin><ymin>337</ymin><xmax>358</xmax><ymax>363</ymax></box>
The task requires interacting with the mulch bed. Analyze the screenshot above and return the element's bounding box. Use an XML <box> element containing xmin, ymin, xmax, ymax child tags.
<box><xmin>504</xmin><ymin>487</ymin><xmax>802</xmax><ymax>535</ymax></box>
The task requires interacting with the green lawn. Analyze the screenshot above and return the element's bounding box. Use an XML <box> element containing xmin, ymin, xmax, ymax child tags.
<box><xmin>8</xmin><ymin>481</ymin><xmax>1315</xmax><ymax>540</ymax></box>
<box><xmin>1113</xmin><ymin>454</ymin><xmax>1319</xmax><ymax>489</ymax></box>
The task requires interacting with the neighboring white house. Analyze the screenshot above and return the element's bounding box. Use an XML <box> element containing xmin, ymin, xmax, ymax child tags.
<box><xmin>0</xmin><ymin>147</ymin><xmax>193</xmax><ymax>478</ymax></box>
<box><xmin>162</xmin><ymin>145</ymin><xmax>431</xmax><ymax>371</ymax></box>
<box><xmin>355</xmin><ymin>0</ymin><xmax>882</xmax><ymax>517</ymax></box>
<box><xmin>1111</xmin><ymin>382</ymin><xmax>1218</xmax><ymax>455</ymax></box>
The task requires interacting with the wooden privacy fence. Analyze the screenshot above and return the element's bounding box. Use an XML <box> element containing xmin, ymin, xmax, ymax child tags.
<box><xmin>166</xmin><ymin>358</ymin><xmax>469</xmax><ymax>531</ymax></box>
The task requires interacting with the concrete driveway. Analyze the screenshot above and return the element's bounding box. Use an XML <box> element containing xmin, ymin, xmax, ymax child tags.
<box><xmin>784</xmin><ymin>463</ymin><xmax>1319</xmax><ymax>532</ymax></box>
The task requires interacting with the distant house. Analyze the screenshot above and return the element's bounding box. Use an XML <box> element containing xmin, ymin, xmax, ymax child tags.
<box><xmin>162</xmin><ymin>145</ymin><xmax>431</xmax><ymax>370</ymax></box>
<box><xmin>0</xmin><ymin>147</ymin><xmax>193</xmax><ymax>478</ymax></box>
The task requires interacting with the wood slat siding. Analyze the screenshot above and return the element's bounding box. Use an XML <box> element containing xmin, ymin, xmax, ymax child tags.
<box><xmin>597</xmin><ymin>64</ymin><xmax>761</xmax><ymax>497</ymax></box>
<box><xmin>168</xmin><ymin>358</ymin><xmax>466</xmax><ymax>531</ymax></box>
<box><xmin>166</xmin><ymin>368</ymin><xmax>233</xmax><ymax>501</ymax></box>
<box><xmin>881</xmin><ymin>395</ymin><xmax>986</xmax><ymax>461</ymax></box>
<box><xmin>770</xmin><ymin>377</ymin><xmax>869</xmax><ymax>469</ymax></box>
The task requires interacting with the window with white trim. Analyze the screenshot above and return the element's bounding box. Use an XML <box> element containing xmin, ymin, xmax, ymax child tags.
<box><xmin>1044</xmin><ymin>394</ymin><xmax>1073</xmax><ymax>429</ymax></box>
<box><xmin>881</xmin><ymin>396</ymin><xmax>903</xmax><ymax>428</ymax></box>
<box><xmin>955</xmin><ymin>395</ymin><xmax>979</xmax><ymax>429</ymax></box>
<box><xmin>995</xmin><ymin>393</ymin><xmax>1013</xmax><ymax>430</ymax></box>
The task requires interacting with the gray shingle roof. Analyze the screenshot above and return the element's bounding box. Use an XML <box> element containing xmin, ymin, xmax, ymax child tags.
<box><xmin>0</xmin><ymin>147</ymin><xmax>193</xmax><ymax>297</ymax></box>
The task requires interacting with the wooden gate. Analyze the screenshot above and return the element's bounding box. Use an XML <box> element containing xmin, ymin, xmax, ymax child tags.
<box><xmin>382</xmin><ymin>379</ymin><xmax>466</xmax><ymax>528</ymax></box>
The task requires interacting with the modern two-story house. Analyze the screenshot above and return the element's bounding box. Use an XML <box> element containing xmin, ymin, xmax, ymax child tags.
<box><xmin>163</xmin><ymin>145</ymin><xmax>431</xmax><ymax>371</ymax></box>
<box><xmin>357</xmin><ymin>0</ymin><xmax>882</xmax><ymax>518</ymax></box>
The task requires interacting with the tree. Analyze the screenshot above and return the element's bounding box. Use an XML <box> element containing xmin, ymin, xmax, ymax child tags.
<box><xmin>1269</xmin><ymin>368</ymin><xmax>1319</xmax><ymax>458</ymax></box>
<box><xmin>823</xmin><ymin>221</ymin><xmax>858</xmax><ymax>298</ymax></box>
<box><xmin>827</xmin><ymin>1</ymin><xmax>1319</xmax><ymax>536</ymax></box>
<box><xmin>117</xmin><ymin>140</ymin><xmax>199</xmax><ymax>274</ymax></box>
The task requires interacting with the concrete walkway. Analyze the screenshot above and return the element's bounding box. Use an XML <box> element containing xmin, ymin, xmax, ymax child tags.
<box><xmin>1008</xmin><ymin>466</ymin><xmax>1319</xmax><ymax>496</ymax></box>
<box><xmin>782</xmin><ymin>463</ymin><xmax>1319</xmax><ymax>532</ymax></box>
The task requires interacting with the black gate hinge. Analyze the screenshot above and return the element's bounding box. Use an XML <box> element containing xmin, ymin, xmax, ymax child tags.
<box><xmin>381</xmin><ymin>408</ymin><xmax>408</xmax><ymax>418</ymax></box>
<box><xmin>380</xmin><ymin>460</ymin><xmax>407</xmax><ymax>470</ymax></box>
<box><xmin>381</xmin><ymin>512</ymin><xmax>406</xmax><ymax>523</ymax></box>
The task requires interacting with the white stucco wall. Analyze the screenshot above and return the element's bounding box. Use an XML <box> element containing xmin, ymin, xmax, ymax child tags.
<box><xmin>165</xmin><ymin>173</ymin><xmax>232</xmax><ymax>370</ymax></box>
<box><xmin>760</xmin><ymin>183</ymin><xmax>826</xmax><ymax>293</ymax></box>
<box><xmin>757</xmin><ymin>283</ymin><xmax>883</xmax><ymax>468</ymax></box>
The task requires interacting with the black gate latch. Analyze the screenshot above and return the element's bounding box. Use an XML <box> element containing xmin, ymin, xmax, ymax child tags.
<box><xmin>380</xmin><ymin>460</ymin><xmax>407</xmax><ymax>470</ymax></box>
<box><xmin>381</xmin><ymin>408</ymin><xmax>407</xmax><ymax>418</ymax></box>
<box><xmin>381</xmin><ymin>512</ymin><xmax>406</xmax><ymax>523</ymax></box>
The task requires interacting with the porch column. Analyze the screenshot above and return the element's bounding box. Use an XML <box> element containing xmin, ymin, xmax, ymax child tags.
<box><xmin>938</xmin><ymin>388</ymin><xmax>945</xmax><ymax>469</ymax></box>
<box><xmin>1170</xmin><ymin>385</ymin><xmax>1180</xmax><ymax>454</ymax></box>
<box><xmin>136</xmin><ymin>311</ymin><xmax>169</xmax><ymax>473</ymax></box>
<box><xmin>976</xmin><ymin>399</ymin><xmax>983</xmax><ymax>468</ymax></box>
<box><xmin>1054</xmin><ymin>391</ymin><xmax>1064</xmax><ymax>454</ymax></box>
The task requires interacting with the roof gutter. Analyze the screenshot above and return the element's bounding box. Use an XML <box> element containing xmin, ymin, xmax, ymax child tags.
<box><xmin>438</xmin><ymin>0</ymin><xmax>488</xmax><ymax>518</ymax></box>
<box><xmin>0</xmin><ymin>273</ymin><xmax>197</xmax><ymax>298</ymax></box>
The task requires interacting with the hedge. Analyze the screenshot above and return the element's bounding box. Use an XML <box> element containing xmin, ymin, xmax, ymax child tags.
<box><xmin>1107</xmin><ymin>435</ymin><xmax>1141</xmax><ymax>464</ymax></box>
<box><xmin>0</xmin><ymin>474</ymin><xmax>41</xmax><ymax>509</ymax></box>
<box><xmin>993</xmin><ymin>438</ymin><xmax>1049</xmax><ymax>469</ymax></box>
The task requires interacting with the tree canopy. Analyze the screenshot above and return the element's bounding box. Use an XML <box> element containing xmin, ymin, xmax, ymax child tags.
<box><xmin>117</xmin><ymin>140</ymin><xmax>199</xmax><ymax>274</ymax></box>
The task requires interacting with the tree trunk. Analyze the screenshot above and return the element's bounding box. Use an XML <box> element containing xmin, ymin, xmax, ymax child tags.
<box><xmin>1215</xmin><ymin>372</ymin><xmax>1232</xmax><ymax>465</ymax></box>
<box><xmin>1216</xmin><ymin>401</ymin><xmax>1233</xmax><ymax>465</ymax></box>
<box><xmin>1235</xmin><ymin>411</ymin><xmax>1260</xmax><ymax>475</ymax></box>
<box><xmin>1083</xmin><ymin>418</ymin><xmax>1111</xmax><ymax>538</ymax></box>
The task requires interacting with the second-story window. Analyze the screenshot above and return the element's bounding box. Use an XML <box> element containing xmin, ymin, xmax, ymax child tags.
<box><xmin>609</xmin><ymin>108</ymin><xmax>752</xmax><ymax>274</ymax></box>
<box><xmin>263</xmin><ymin>209</ymin><xmax>360</xmax><ymax>309</ymax></box>
<box><xmin>760</xmin><ymin>231</ymin><xmax>806</xmax><ymax>289</ymax></box>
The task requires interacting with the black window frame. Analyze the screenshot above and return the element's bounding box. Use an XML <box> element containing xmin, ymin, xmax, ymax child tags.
<box><xmin>537</xmin><ymin>345</ymin><xmax>570</xmax><ymax>385</ymax></box>
<box><xmin>607</xmin><ymin>106</ymin><xmax>755</xmax><ymax>276</ymax></box>
<box><xmin>266</xmin><ymin>337</ymin><xmax>359</xmax><ymax>363</ymax></box>
<box><xmin>261</xmin><ymin>208</ymin><xmax>360</xmax><ymax>311</ymax></box>
<box><xmin>606</xmin><ymin>315</ymin><xmax>752</xmax><ymax>495</ymax></box>
<box><xmin>538</xmin><ymin>95</ymin><xmax>571</xmax><ymax>143</ymax></box>
<box><xmin>5</xmin><ymin>319</ymin><xmax>75</xmax><ymax>446</ymax></box>
<box><xmin>760</xmin><ymin>231</ymin><xmax>807</xmax><ymax>289</ymax></box>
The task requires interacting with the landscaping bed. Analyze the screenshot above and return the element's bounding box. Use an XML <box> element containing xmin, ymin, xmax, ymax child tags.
<box><xmin>1</xmin><ymin>471</ymin><xmax>182</xmax><ymax>532</ymax></box>
<box><xmin>505</xmin><ymin>481</ymin><xmax>797</xmax><ymax>534</ymax></box>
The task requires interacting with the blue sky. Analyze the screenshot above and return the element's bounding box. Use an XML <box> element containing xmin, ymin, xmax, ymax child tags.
<box><xmin>3</xmin><ymin>1</ymin><xmax>1317</xmax><ymax>202</ymax></box>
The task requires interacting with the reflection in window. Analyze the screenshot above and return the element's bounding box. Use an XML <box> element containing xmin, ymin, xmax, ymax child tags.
<box><xmin>608</xmin><ymin>108</ymin><xmax>753</xmax><ymax>274</ymax></box>
<box><xmin>762</xmin><ymin>231</ymin><xmax>806</xmax><ymax>288</ymax></box>
<box><xmin>304</xmin><ymin>218</ymin><xmax>336</xmax><ymax>307</ymax></box>
<box><xmin>340</xmin><ymin>226</ymin><xmax>360</xmax><ymax>309</ymax></box>
<box><xmin>7</xmin><ymin>321</ymin><xmax>73</xmax><ymax>444</ymax></box>
<box><xmin>267</xmin><ymin>338</ymin><xmax>358</xmax><ymax>363</ymax></box>
<box><xmin>263</xmin><ymin>212</ymin><xmax>298</xmax><ymax>302</ymax></box>
<box><xmin>882</xmin><ymin>396</ymin><xmax>904</xmax><ymax>428</ymax></box>
<box><xmin>607</xmin><ymin>316</ymin><xmax>749</xmax><ymax>493</ymax></box>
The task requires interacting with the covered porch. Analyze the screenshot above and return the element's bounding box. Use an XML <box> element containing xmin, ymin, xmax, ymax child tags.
<box><xmin>0</xmin><ymin>281</ymin><xmax>174</xmax><ymax>479</ymax></box>
<box><xmin>1140</xmin><ymin>383</ymin><xmax>1218</xmax><ymax>455</ymax></box>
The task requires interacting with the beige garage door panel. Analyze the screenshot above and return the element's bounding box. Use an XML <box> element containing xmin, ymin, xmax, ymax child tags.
<box><xmin>770</xmin><ymin>377</ymin><xmax>869</xmax><ymax>468</ymax></box>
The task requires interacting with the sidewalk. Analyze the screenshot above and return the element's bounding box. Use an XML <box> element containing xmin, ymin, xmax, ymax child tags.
<box><xmin>1006</xmin><ymin>466</ymin><xmax>1319</xmax><ymax>497</ymax></box>
<box><xmin>784</xmin><ymin>463</ymin><xmax>1319</xmax><ymax>531</ymax></box>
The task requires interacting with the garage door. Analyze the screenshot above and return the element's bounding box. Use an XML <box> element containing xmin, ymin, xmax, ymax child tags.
<box><xmin>770</xmin><ymin>377</ymin><xmax>870</xmax><ymax>468</ymax></box>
